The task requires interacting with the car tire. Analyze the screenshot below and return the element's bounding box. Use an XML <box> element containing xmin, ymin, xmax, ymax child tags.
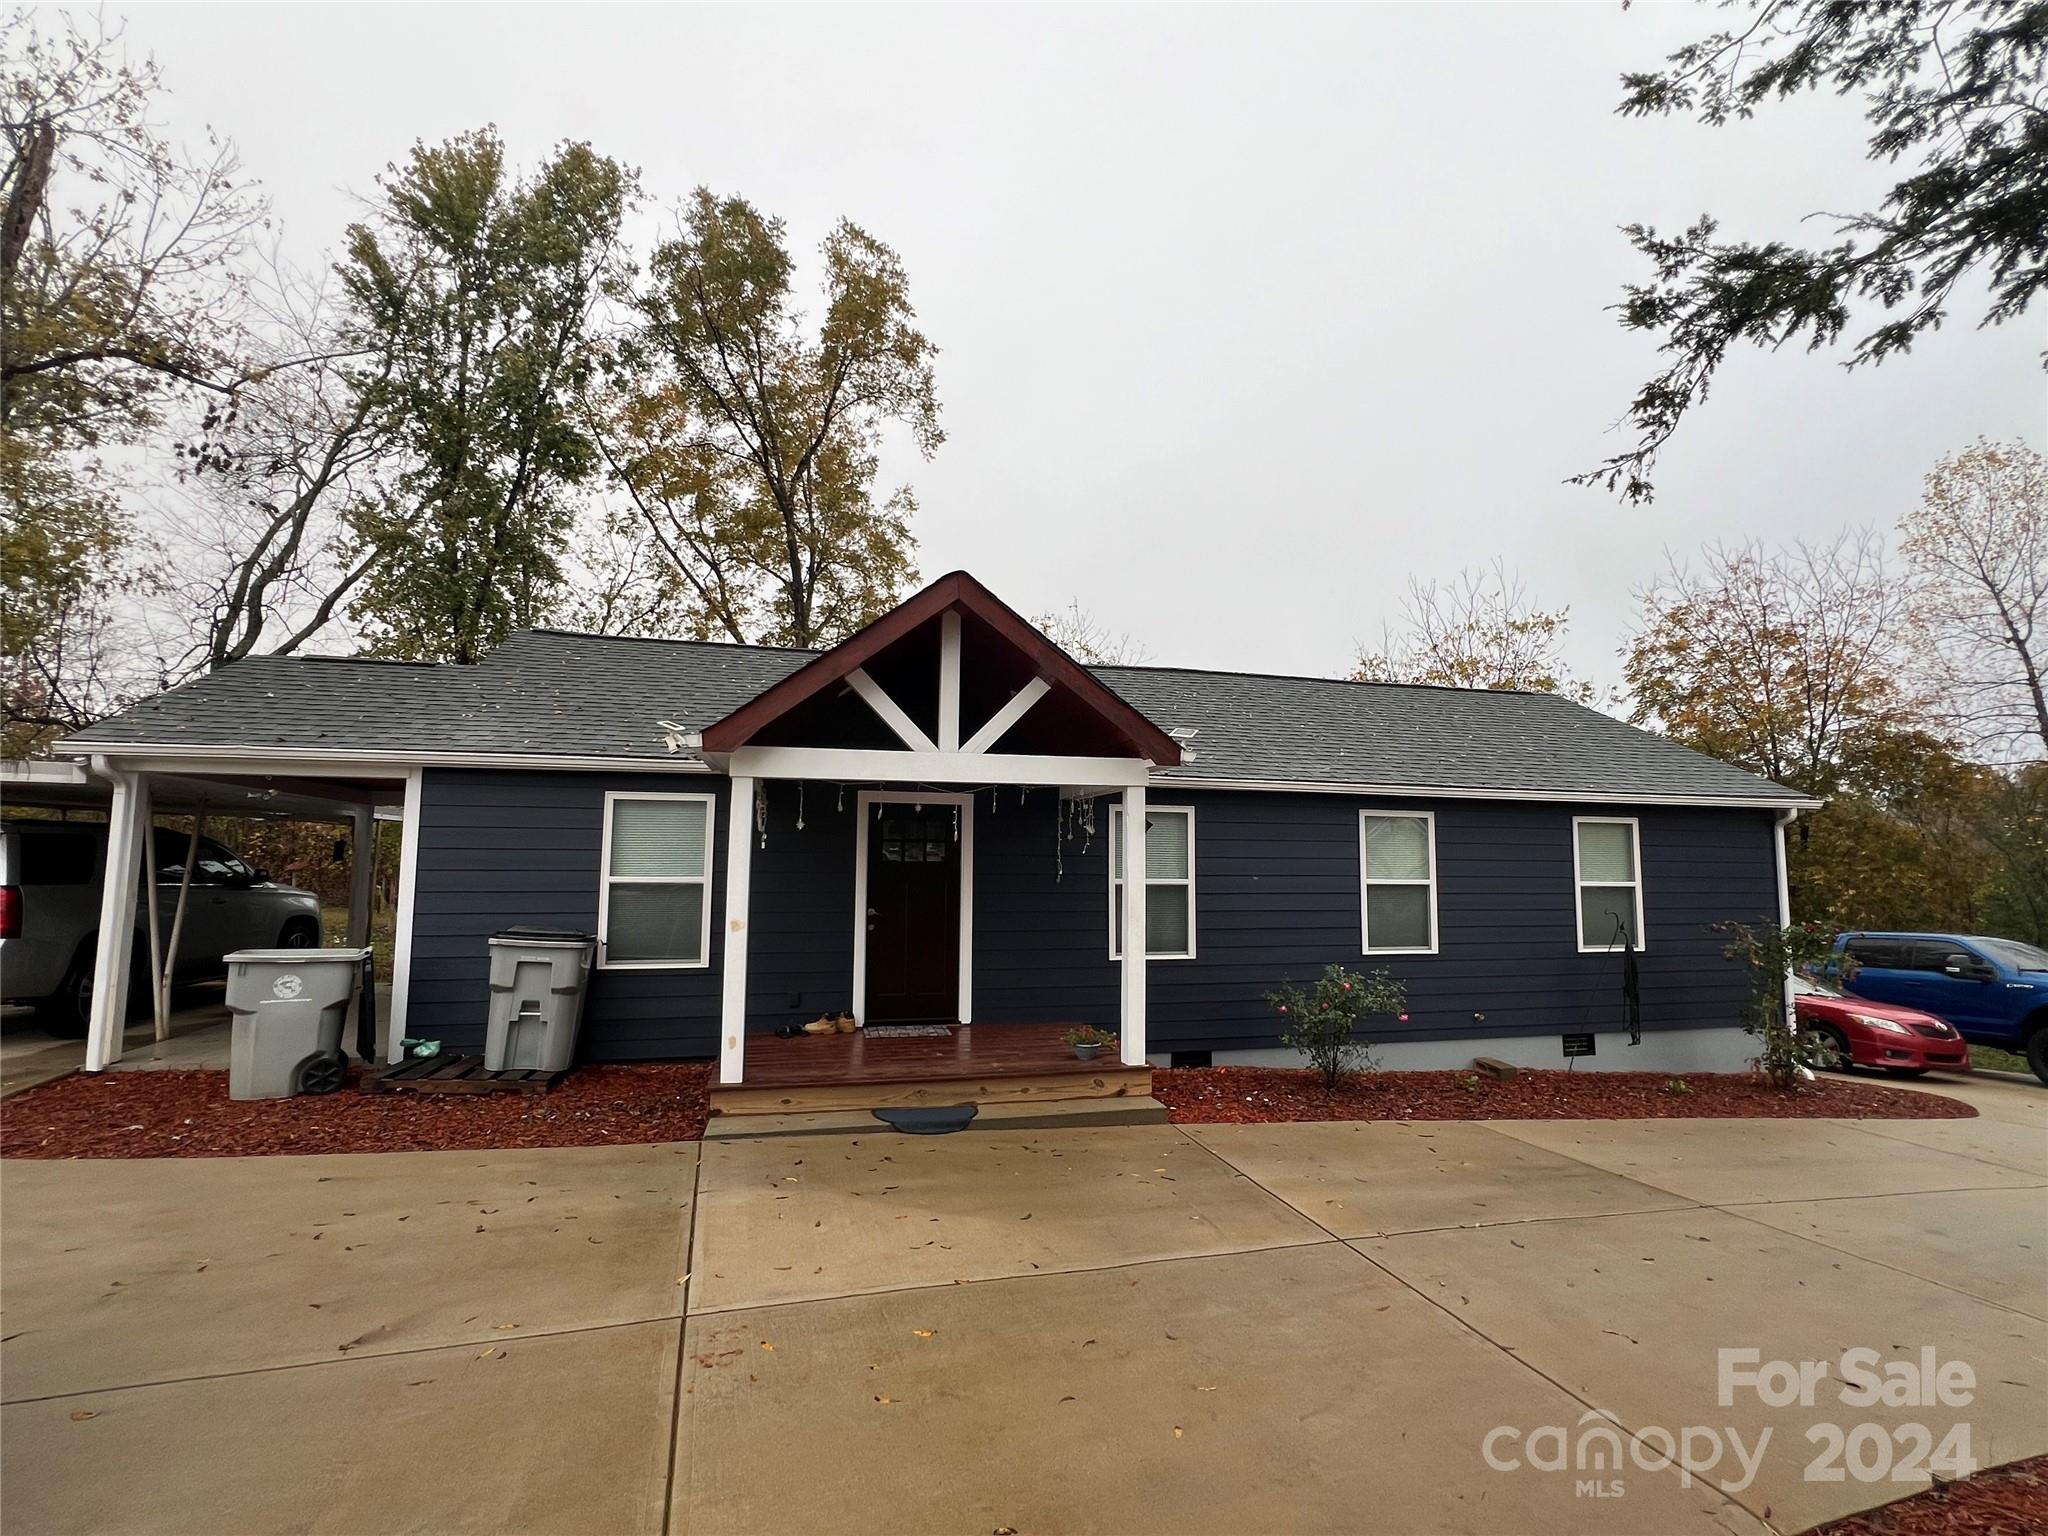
<box><xmin>43</xmin><ymin>940</ymin><xmax>138</xmax><ymax>1039</ymax></box>
<box><xmin>277</xmin><ymin>918</ymin><xmax>320</xmax><ymax>949</ymax></box>
<box><xmin>1808</xmin><ymin>1026</ymin><xmax>1852</xmax><ymax>1073</ymax></box>
<box><xmin>2026</xmin><ymin>1024</ymin><xmax>2048</xmax><ymax>1087</ymax></box>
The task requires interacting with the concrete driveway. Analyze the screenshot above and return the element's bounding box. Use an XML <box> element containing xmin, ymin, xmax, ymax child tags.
<box><xmin>3</xmin><ymin>1077</ymin><xmax>2042</xmax><ymax>1535</ymax></box>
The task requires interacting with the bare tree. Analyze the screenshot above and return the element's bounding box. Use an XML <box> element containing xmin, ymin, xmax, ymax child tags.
<box><xmin>1899</xmin><ymin>439</ymin><xmax>2048</xmax><ymax>762</ymax></box>
<box><xmin>1033</xmin><ymin>599</ymin><xmax>1150</xmax><ymax>667</ymax></box>
<box><xmin>1353</xmin><ymin>561</ymin><xmax>1598</xmax><ymax>702</ymax></box>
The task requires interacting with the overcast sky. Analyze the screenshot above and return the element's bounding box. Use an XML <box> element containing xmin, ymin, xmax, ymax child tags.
<box><xmin>124</xmin><ymin>2</ymin><xmax>2043</xmax><ymax>688</ymax></box>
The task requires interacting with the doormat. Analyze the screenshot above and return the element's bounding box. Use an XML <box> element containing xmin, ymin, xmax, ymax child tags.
<box><xmin>862</xmin><ymin>1024</ymin><xmax>954</xmax><ymax>1039</ymax></box>
<box><xmin>873</xmin><ymin>1105</ymin><xmax>978</xmax><ymax>1135</ymax></box>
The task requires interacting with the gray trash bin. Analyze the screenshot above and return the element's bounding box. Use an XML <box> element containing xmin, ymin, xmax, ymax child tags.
<box><xmin>225</xmin><ymin>948</ymin><xmax>370</xmax><ymax>1101</ymax></box>
<box><xmin>485</xmin><ymin>927</ymin><xmax>596</xmax><ymax>1072</ymax></box>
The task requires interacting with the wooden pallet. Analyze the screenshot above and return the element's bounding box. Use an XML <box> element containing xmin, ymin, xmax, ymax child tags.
<box><xmin>361</xmin><ymin>1054</ymin><xmax>567</xmax><ymax>1096</ymax></box>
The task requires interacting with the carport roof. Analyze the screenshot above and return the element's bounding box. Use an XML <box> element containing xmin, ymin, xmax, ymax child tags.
<box><xmin>63</xmin><ymin>628</ymin><xmax>1814</xmax><ymax>806</ymax></box>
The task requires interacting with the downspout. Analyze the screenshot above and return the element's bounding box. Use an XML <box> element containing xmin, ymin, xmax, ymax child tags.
<box><xmin>1774</xmin><ymin>807</ymin><xmax>1801</xmax><ymax>1036</ymax></box>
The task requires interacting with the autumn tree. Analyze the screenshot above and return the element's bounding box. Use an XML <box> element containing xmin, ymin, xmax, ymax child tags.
<box><xmin>338</xmin><ymin>130</ymin><xmax>633</xmax><ymax>663</ymax></box>
<box><xmin>1899</xmin><ymin>439</ymin><xmax>2048</xmax><ymax>761</ymax></box>
<box><xmin>1580</xmin><ymin>1</ymin><xmax>2047</xmax><ymax>500</ymax></box>
<box><xmin>2</xmin><ymin>10</ymin><xmax>259</xmax><ymax>749</ymax></box>
<box><xmin>605</xmin><ymin>190</ymin><xmax>939</xmax><ymax>648</ymax></box>
<box><xmin>1353</xmin><ymin>562</ymin><xmax>1598</xmax><ymax>702</ymax></box>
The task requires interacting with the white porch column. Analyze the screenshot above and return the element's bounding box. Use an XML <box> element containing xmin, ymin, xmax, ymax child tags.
<box><xmin>384</xmin><ymin>770</ymin><xmax>423</xmax><ymax>1063</ymax></box>
<box><xmin>719</xmin><ymin>776</ymin><xmax>755</xmax><ymax>1085</ymax></box>
<box><xmin>1119</xmin><ymin>783</ymin><xmax>1147</xmax><ymax>1067</ymax></box>
<box><xmin>84</xmin><ymin>765</ymin><xmax>148</xmax><ymax>1072</ymax></box>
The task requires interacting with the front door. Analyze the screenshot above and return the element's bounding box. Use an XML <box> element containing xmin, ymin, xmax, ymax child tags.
<box><xmin>864</xmin><ymin>812</ymin><xmax>960</xmax><ymax>1023</ymax></box>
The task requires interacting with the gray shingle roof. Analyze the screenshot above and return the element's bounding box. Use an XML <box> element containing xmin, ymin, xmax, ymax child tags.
<box><xmin>65</xmin><ymin>629</ymin><xmax>1808</xmax><ymax>804</ymax></box>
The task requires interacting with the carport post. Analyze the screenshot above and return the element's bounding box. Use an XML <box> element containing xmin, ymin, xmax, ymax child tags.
<box><xmin>346</xmin><ymin>805</ymin><xmax>375</xmax><ymax>1051</ymax></box>
<box><xmin>84</xmin><ymin>761</ymin><xmax>148</xmax><ymax>1072</ymax></box>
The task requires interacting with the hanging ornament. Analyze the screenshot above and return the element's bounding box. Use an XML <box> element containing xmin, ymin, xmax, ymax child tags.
<box><xmin>952</xmin><ymin>805</ymin><xmax>960</xmax><ymax>841</ymax></box>
<box><xmin>796</xmin><ymin>782</ymin><xmax>805</xmax><ymax>831</ymax></box>
<box><xmin>836</xmin><ymin>785</ymin><xmax>844</xmax><ymax>813</ymax></box>
<box><xmin>755</xmin><ymin>781</ymin><xmax>768</xmax><ymax>849</ymax></box>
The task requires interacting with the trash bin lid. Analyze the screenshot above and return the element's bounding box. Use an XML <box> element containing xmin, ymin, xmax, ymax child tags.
<box><xmin>490</xmin><ymin>926</ymin><xmax>595</xmax><ymax>945</ymax></box>
<box><xmin>224</xmin><ymin>947</ymin><xmax>373</xmax><ymax>964</ymax></box>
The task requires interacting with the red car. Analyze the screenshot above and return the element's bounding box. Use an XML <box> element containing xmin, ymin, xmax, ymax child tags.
<box><xmin>1791</xmin><ymin>976</ymin><xmax>1972</xmax><ymax>1077</ymax></box>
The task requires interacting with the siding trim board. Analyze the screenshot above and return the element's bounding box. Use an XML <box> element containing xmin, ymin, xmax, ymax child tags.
<box><xmin>406</xmin><ymin>772</ymin><xmax>1777</xmax><ymax>1066</ymax></box>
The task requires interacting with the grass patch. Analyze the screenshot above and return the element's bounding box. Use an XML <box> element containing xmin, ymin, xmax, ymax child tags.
<box><xmin>1970</xmin><ymin>1042</ymin><xmax>2031</xmax><ymax>1075</ymax></box>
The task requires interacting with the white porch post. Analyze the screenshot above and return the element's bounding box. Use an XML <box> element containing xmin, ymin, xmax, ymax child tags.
<box><xmin>1119</xmin><ymin>783</ymin><xmax>1147</xmax><ymax>1067</ymax></box>
<box><xmin>384</xmin><ymin>769</ymin><xmax>423</xmax><ymax>1064</ymax></box>
<box><xmin>719</xmin><ymin>776</ymin><xmax>755</xmax><ymax>1085</ymax></box>
<box><xmin>84</xmin><ymin>764</ymin><xmax>148</xmax><ymax>1072</ymax></box>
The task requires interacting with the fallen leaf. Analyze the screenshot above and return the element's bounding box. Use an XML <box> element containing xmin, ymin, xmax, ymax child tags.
<box><xmin>476</xmin><ymin>1346</ymin><xmax>497</xmax><ymax>1359</ymax></box>
<box><xmin>1172</xmin><ymin>1426</ymin><xmax>1184</xmax><ymax>1439</ymax></box>
<box><xmin>912</xmin><ymin>1328</ymin><xmax>936</xmax><ymax>1339</ymax></box>
<box><xmin>874</xmin><ymin>1394</ymin><xmax>896</xmax><ymax>1405</ymax></box>
<box><xmin>759</xmin><ymin>1341</ymin><xmax>775</xmax><ymax>1352</ymax></box>
<box><xmin>494</xmin><ymin>1323</ymin><xmax>518</xmax><ymax>1331</ymax></box>
<box><xmin>1195</xmin><ymin>1385</ymin><xmax>1217</xmax><ymax>1393</ymax></box>
<box><xmin>69</xmin><ymin>1410</ymin><xmax>97</xmax><ymax>1422</ymax></box>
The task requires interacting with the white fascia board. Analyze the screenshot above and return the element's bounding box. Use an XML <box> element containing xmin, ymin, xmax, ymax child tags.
<box><xmin>1150</xmin><ymin>776</ymin><xmax>1823</xmax><ymax>811</ymax></box>
<box><xmin>65</xmin><ymin>745</ymin><xmax>713</xmax><ymax>776</ymax></box>
<box><xmin>728</xmin><ymin>744</ymin><xmax>1153</xmax><ymax>787</ymax></box>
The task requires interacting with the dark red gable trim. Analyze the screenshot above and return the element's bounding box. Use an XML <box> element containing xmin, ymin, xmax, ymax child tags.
<box><xmin>699</xmin><ymin>571</ymin><xmax>1182</xmax><ymax>763</ymax></box>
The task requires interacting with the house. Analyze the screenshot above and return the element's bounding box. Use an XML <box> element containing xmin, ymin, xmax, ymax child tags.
<box><xmin>60</xmin><ymin>572</ymin><xmax>1817</xmax><ymax>1109</ymax></box>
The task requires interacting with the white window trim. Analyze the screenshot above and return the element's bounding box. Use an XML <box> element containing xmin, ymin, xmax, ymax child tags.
<box><xmin>1108</xmin><ymin>804</ymin><xmax>1195</xmax><ymax>960</ymax></box>
<box><xmin>598</xmin><ymin>790</ymin><xmax>716</xmax><ymax>970</ymax></box>
<box><xmin>1573</xmin><ymin>814</ymin><xmax>1647</xmax><ymax>954</ymax></box>
<box><xmin>1358</xmin><ymin>808</ymin><xmax>1439</xmax><ymax>956</ymax></box>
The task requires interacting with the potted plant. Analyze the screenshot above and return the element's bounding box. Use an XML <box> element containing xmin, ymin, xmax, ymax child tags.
<box><xmin>1063</xmin><ymin>1025</ymin><xmax>1114</xmax><ymax>1061</ymax></box>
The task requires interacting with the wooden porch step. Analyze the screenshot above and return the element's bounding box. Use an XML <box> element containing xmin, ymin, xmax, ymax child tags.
<box><xmin>709</xmin><ymin>1066</ymin><xmax>1153</xmax><ymax>1117</ymax></box>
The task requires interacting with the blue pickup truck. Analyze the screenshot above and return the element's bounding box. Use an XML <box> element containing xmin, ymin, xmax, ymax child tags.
<box><xmin>1833</xmin><ymin>932</ymin><xmax>2048</xmax><ymax>1084</ymax></box>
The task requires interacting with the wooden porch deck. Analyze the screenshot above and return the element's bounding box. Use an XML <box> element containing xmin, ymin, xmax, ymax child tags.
<box><xmin>708</xmin><ymin>1021</ymin><xmax>1153</xmax><ymax>1116</ymax></box>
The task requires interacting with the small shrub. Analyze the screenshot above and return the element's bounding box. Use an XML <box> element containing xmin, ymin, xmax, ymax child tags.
<box><xmin>1663</xmin><ymin>1077</ymin><xmax>1692</xmax><ymax>1096</ymax></box>
<box><xmin>1268</xmin><ymin>964</ymin><xmax>1406</xmax><ymax>1090</ymax></box>
<box><xmin>1458</xmin><ymin>1073</ymin><xmax>1483</xmax><ymax>1093</ymax></box>
<box><xmin>1717</xmin><ymin>920</ymin><xmax>1840</xmax><ymax>1090</ymax></box>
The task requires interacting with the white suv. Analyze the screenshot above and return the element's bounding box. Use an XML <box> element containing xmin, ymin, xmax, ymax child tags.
<box><xmin>0</xmin><ymin>821</ymin><xmax>322</xmax><ymax>1034</ymax></box>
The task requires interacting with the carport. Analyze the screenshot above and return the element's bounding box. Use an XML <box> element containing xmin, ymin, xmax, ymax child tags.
<box><xmin>2</xmin><ymin>757</ymin><xmax>412</xmax><ymax>1071</ymax></box>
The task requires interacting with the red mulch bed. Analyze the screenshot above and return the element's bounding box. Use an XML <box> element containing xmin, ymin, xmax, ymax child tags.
<box><xmin>1810</xmin><ymin>1453</ymin><xmax>2048</xmax><ymax>1535</ymax></box>
<box><xmin>1</xmin><ymin>1062</ymin><xmax>1971</xmax><ymax>1159</ymax></box>
<box><xmin>0</xmin><ymin>1064</ymin><xmax>709</xmax><ymax>1159</ymax></box>
<box><xmin>1152</xmin><ymin>1067</ymin><xmax>1977</xmax><ymax>1124</ymax></box>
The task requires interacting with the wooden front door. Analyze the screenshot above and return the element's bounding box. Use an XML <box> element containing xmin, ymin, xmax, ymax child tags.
<box><xmin>864</xmin><ymin>812</ymin><xmax>961</xmax><ymax>1023</ymax></box>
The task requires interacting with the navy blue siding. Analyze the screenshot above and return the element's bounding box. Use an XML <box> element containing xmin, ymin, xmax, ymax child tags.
<box><xmin>408</xmin><ymin>772</ymin><xmax>1779</xmax><ymax>1061</ymax></box>
<box><xmin>975</xmin><ymin>790</ymin><xmax>1777</xmax><ymax>1050</ymax></box>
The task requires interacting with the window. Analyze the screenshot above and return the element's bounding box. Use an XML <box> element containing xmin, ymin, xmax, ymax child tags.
<box><xmin>1844</xmin><ymin>937</ymin><xmax>1907</xmax><ymax>970</ymax></box>
<box><xmin>1110</xmin><ymin>806</ymin><xmax>1194</xmax><ymax>959</ymax></box>
<box><xmin>1359</xmin><ymin>811</ymin><xmax>1437</xmax><ymax>953</ymax></box>
<box><xmin>1573</xmin><ymin>816</ymin><xmax>1644</xmax><ymax>952</ymax></box>
<box><xmin>599</xmin><ymin>793</ymin><xmax>714</xmax><ymax>968</ymax></box>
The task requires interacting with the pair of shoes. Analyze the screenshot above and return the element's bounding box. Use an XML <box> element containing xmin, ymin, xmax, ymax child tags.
<box><xmin>833</xmin><ymin>1013</ymin><xmax>857</xmax><ymax>1033</ymax></box>
<box><xmin>801</xmin><ymin>1016</ymin><xmax>838</xmax><ymax>1036</ymax></box>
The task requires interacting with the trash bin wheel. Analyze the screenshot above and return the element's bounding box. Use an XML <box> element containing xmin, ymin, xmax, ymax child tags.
<box><xmin>296</xmin><ymin>1051</ymin><xmax>348</xmax><ymax>1096</ymax></box>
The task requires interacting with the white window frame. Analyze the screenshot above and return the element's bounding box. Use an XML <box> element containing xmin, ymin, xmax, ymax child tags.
<box><xmin>1573</xmin><ymin>814</ymin><xmax>1646</xmax><ymax>954</ymax></box>
<box><xmin>1358</xmin><ymin>808</ymin><xmax>1439</xmax><ymax>956</ymax></box>
<box><xmin>598</xmin><ymin>790</ymin><xmax>716</xmax><ymax>970</ymax></box>
<box><xmin>1109</xmin><ymin>804</ymin><xmax>1195</xmax><ymax>960</ymax></box>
